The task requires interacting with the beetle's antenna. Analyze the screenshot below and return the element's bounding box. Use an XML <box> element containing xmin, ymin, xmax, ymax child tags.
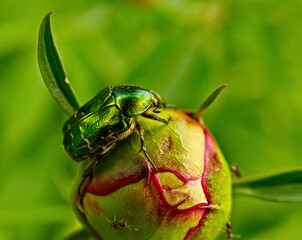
<box><xmin>194</xmin><ymin>84</ymin><xmax>228</xmax><ymax>120</ymax></box>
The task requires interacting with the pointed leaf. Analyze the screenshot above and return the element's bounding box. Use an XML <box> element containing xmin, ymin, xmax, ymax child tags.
<box><xmin>233</xmin><ymin>168</ymin><xmax>302</xmax><ymax>202</ymax></box>
<box><xmin>38</xmin><ymin>11</ymin><xmax>80</xmax><ymax>116</ymax></box>
<box><xmin>194</xmin><ymin>84</ymin><xmax>227</xmax><ymax>119</ymax></box>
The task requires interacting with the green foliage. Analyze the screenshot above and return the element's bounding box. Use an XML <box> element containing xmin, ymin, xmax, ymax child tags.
<box><xmin>38</xmin><ymin>11</ymin><xmax>80</xmax><ymax>115</ymax></box>
<box><xmin>1</xmin><ymin>0</ymin><xmax>302</xmax><ymax>239</ymax></box>
<box><xmin>233</xmin><ymin>168</ymin><xmax>302</xmax><ymax>202</ymax></box>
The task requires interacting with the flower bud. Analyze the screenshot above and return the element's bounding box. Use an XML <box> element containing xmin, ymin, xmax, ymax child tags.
<box><xmin>73</xmin><ymin>108</ymin><xmax>232</xmax><ymax>240</ymax></box>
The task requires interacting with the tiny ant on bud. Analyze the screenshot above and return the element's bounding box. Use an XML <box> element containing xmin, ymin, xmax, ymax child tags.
<box><xmin>106</xmin><ymin>214</ymin><xmax>138</xmax><ymax>232</ymax></box>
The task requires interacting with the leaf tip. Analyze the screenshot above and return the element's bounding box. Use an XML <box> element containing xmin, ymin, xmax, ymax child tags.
<box><xmin>194</xmin><ymin>84</ymin><xmax>228</xmax><ymax>120</ymax></box>
<box><xmin>42</xmin><ymin>11</ymin><xmax>54</xmax><ymax>22</ymax></box>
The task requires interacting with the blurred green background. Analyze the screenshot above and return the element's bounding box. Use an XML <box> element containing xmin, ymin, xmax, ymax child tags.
<box><xmin>1</xmin><ymin>0</ymin><xmax>302</xmax><ymax>239</ymax></box>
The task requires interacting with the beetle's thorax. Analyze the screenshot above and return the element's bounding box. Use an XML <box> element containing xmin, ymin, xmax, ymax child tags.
<box><xmin>112</xmin><ymin>85</ymin><xmax>154</xmax><ymax>117</ymax></box>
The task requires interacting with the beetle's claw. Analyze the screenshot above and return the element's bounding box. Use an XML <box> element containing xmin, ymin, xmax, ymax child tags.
<box><xmin>230</xmin><ymin>165</ymin><xmax>242</xmax><ymax>178</ymax></box>
<box><xmin>145</xmin><ymin>160</ymin><xmax>157</xmax><ymax>184</ymax></box>
<box><xmin>166</xmin><ymin>116</ymin><xmax>172</xmax><ymax>124</ymax></box>
<box><xmin>226</xmin><ymin>221</ymin><xmax>241</xmax><ymax>239</ymax></box>
<box><xmin>78</xmin><ymin>202</ymin><xmax>86</xmax><ymax>214</ymax></box>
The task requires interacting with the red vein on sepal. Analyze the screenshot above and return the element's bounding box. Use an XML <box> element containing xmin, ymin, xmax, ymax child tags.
<box><xmin>156</xmin><ymin>169</ymin><xmax>193</xmax><ymax>183</ymax></box>
<box><xmin>151</xmin><ymin>174</ymin><xmax>206</xmax><ymax>210</ymax></box>
<box><xmin>184</xmin><ymin>128</ymin><xmax>217</xmax><ymax>239</ymax></box>
<box><xmin>87</xmin><ymin>172</ymin><xmax>144</xmax><ymax>196</ymax></box>
<box><xmin>202</xmin><ymin>129</ymin><xmax>217</xmax><ymax>202</ymax></box>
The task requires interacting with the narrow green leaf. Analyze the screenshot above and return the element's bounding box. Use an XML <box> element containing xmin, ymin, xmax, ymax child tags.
<box><xmin>194</xmin><ymin>84</ymin><xmax>227</xmax><ymax>119</ymax></box>
<box><xmin>38</xmin><ymin>11</ymin><xmax>80</xmax><ymax>116</ymax></box>
<box><xmin>233</xmin><ymin>168</ymin><xmax>302</xmax><ymax>202</ymax></box>
<box><xmin>62</xmin><ymin>229</ymin><xmax>96</xmax><ymax>240</ymax></box>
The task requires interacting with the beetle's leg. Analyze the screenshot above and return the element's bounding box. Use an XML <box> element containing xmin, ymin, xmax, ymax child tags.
<box><xmin>78</xmin><ymin>159</ymin><xmax>98</xmax><ymax>202</ymax></box>
<box><xmin>230</xmin><ymin>164</ymin><xmax>242</xmax><ymax>178</ymax></box>
<box><xmin>141</xmin><ymin>113</ymin><xmax>171</xmax><ymax>124</ymax></box>
<box><xmin>226</xmin><ymin>221</ymin><xmax>232</xmax><ymax>239</ymax></box>
<box><xmin>136</xmin><ymin>122</ymin><xmax>158</xmax><ymax>172</ymax></box>
<box><xmin>225</xmin><ymin>221</ymin><xmax>241</xmax><ymax>239</ymax></box>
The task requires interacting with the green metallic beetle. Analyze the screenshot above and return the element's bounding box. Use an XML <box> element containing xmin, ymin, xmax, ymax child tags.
<box><xmin>62</xmin><ymin>85</ymin><xmax>169</xmax><ymax>170</ymax></box>
<box><xmin>38</xmin><ymin>12</ymin><xmax>170</xmax><ymax>198</ymax></box>
<box><xmin>63</xmin><ymin>85</ymin><xmax>170</xmax><ymax>197</ymax></box>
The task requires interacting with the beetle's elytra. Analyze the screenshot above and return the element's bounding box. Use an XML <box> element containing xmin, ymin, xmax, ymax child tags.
<box><xmin>63</xmin><ymin>85</ymin><xmax>170</xmax><ymax>185</ymax></box>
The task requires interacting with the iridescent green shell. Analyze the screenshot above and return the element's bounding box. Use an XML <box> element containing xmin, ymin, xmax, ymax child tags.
<box><xmin>62</xmin><ymin>85</ymin><xmax>163</xmax><ymax>161</ymax></box>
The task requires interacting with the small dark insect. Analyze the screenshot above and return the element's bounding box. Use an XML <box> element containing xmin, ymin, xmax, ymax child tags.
<box><xmin>107</xmin><ymin>214</ymin><xmax>138</xmax><ymax>232</ymax></box>
<box><xmin>230</xmin><ymin>164</ymin><xmax>242</xmax><ymax>178</ymax></box>
<box><xmin>226</xmin><ymin>221</ymin><xmax>241</xmax><ymax>239</ymax></box>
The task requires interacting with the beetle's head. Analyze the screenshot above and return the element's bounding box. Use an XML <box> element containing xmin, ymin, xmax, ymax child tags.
<box><xmin>150</xmin><ymin>90</ymin><xmax>166</xmax><ymax>113</ymax></box>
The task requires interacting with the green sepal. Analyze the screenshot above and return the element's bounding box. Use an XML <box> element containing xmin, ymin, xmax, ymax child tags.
<box><xmin>194</xmin><ymin>84</ymin><xmax>227</xmax><ymax>119</ymax></box>
<box><xmin>233</xmin><ymin>168</ymin><xmax>302</xmax><ymax>202</ymax></box>
<box><xmin>38</xmin><ymin>11</ymin><xmax>80</xmax><ymax>116</ymax></box>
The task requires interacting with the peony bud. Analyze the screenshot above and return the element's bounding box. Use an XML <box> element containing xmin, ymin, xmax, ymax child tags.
<box><xmin>73</xmin><ymin>108</ymin><xmax>232</xmax><ymax>240</ymax></box>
